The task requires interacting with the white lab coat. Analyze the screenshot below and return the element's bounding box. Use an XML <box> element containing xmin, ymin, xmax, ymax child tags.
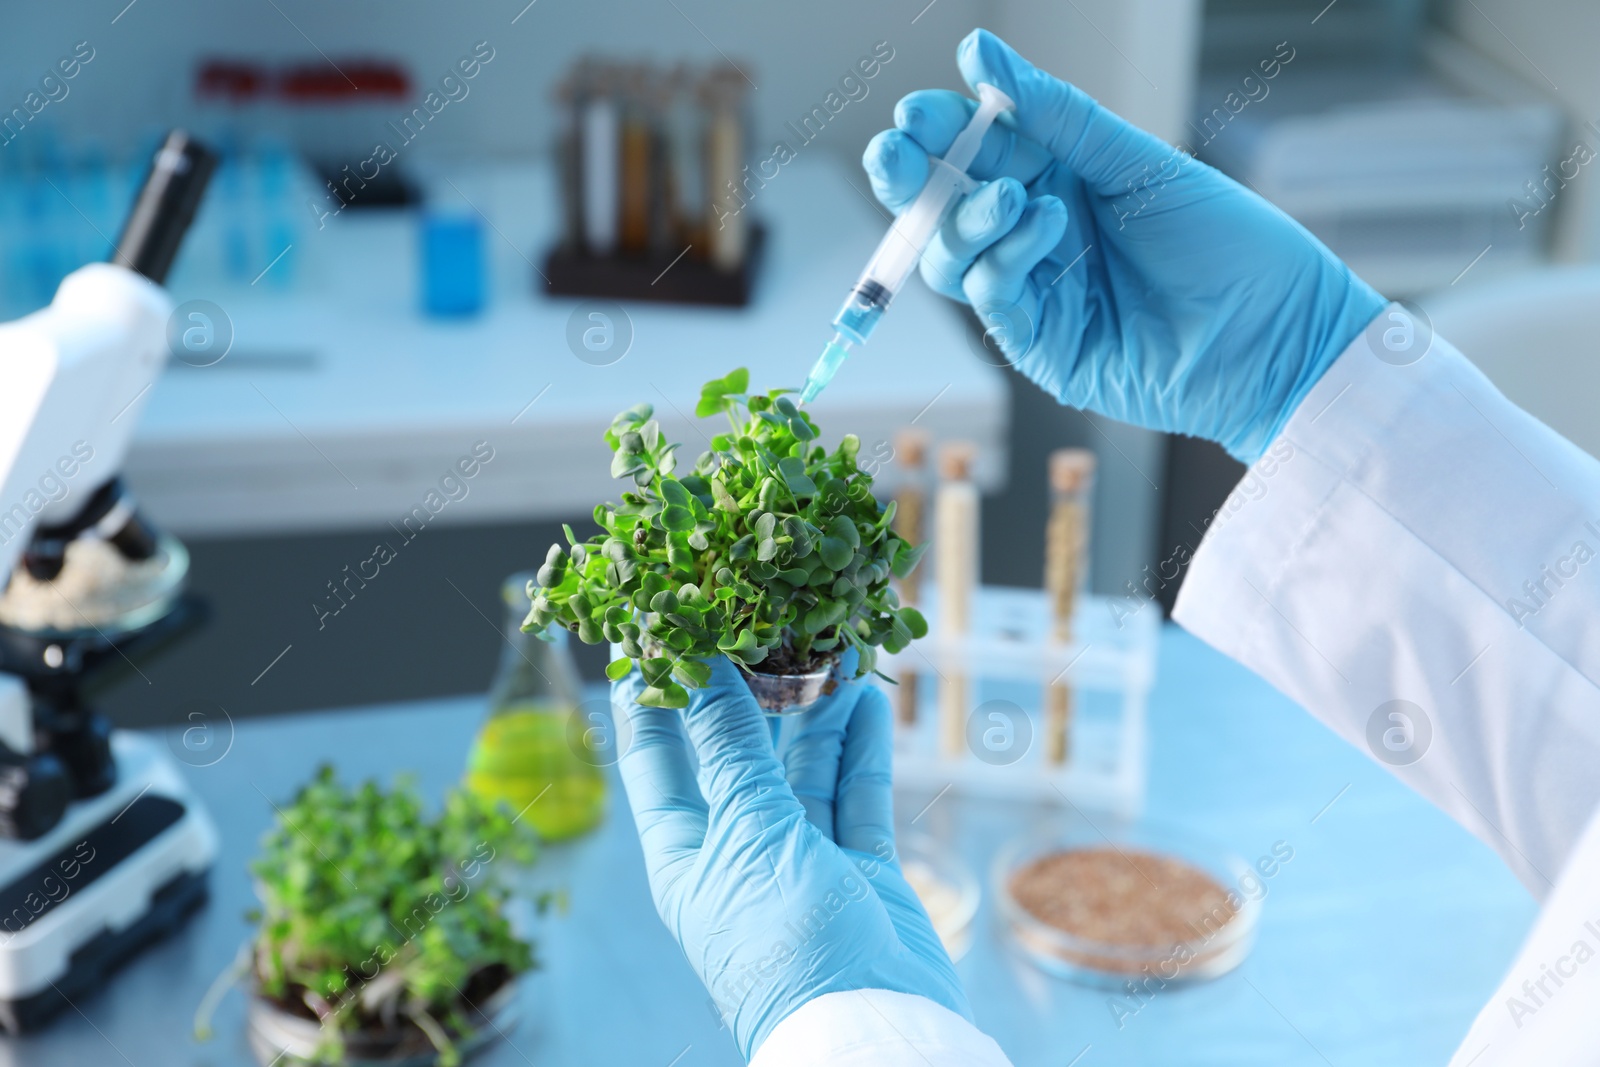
<box><xmin>750</xmin><ymin>318</ymin><xmax>1600</xmax><ymax>1067</ymax></box>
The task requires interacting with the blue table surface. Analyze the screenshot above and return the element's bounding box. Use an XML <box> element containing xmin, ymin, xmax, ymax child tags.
<box><xmin>3</xmin><ymin>624</ymin><xmax>1535</xmax><ymax>1067</ymax></box>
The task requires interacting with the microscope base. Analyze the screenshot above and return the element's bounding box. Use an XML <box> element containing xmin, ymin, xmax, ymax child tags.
<box><xmin>0</xmin><ymin>732</ymin><xmax>217</xmax><ymax>1033</ymax></box>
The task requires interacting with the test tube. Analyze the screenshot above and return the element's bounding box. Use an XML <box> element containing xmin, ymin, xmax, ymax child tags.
<box><xmin>703</xmin><ymin>67</ymin><xmax>747</xmax><ymax>272</ymax></box>
<box><xmin>664</xmin><ymin>64</ymin><xmax>706</xmax><ymax>257</ymax></box>
<box><xmin>892</xmin><ymin>429</ymin><xmax>930</xmax><ymax>726</ymax></box>
<box><xmin>618</xmin><ymin>65</ymin><xmax>653</xmax><ymax>257</ymax></box>
<box><xmin>580</xmin><ymin>61</ymin><xmax>619</xmax><ymax>258</ymax></box>
<box><xmin>935</xmin><ymin>442</ymin><xmax>979</xmax><ymax>757</ymax></box>
<box><xmin>554</xmin><ymin>69</ymin><xmax>584</xmax><ymax>253</ymax></box>
<box><xmin>1044</xmin><ymin>448</ymin><xmax>1095</xmax><ymax>765</ymax></box>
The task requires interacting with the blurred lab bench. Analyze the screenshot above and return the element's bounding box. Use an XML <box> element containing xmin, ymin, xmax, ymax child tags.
<box><xmin>128</xmin><ymin>157</ymin><xmax>1007</xmax><ymax>538</ymax></box>
<box><xmin>9</xmin><ymin>627</ymin><xmax>1534</xmax><ymax>1066</ymax></box>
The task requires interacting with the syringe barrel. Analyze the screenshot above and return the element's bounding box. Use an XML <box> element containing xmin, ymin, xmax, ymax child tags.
<box><xmin>830</xmin><ymin>84</ymin><xmax>1014</xmax><ymax>347</ymax></box>
<box><xmin>833</xmin><ymin>162</ymin><xmax>966</xmax><ymax>344</ymax></box>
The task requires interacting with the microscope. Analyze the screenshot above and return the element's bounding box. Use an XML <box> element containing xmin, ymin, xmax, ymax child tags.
<box><xmin>0</xmin><ymin>131</ymin><xmax>220</xmax><ymax>1032</ymax></box>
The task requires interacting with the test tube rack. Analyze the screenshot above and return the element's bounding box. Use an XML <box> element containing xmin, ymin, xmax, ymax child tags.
<box><xmin>874</xmin><ymin>585</ymin><xmax>1158</xmax><ymax>819</ymax></box>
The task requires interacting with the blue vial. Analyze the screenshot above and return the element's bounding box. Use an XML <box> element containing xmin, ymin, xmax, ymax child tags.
<box><xmin>419</xmin><ymin>211</ymin><xmax>485</xmax><ymax>317</ymax></box>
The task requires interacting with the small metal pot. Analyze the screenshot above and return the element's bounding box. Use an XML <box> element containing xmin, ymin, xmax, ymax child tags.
<box><xmin>742</xmin><ymin>654</ymin><xmax>840</xmax><ymax>715</ymax></box>
<box><xmin>245</xmin><ymin>973</ymin><xmax>521</xmax><ymax>1067</ymax></box>
<box><xmin>640</xmin><ymin>633</ymin><xmax>840</xmax><ymax>715</ymax></box>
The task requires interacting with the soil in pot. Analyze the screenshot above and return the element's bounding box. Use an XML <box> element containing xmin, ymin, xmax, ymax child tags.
<box><xmin>248</xmin><ymin>963</ymin><xmax>518</xmax><ymax>1067</ymax></box>
<box><xmin>742</xmin><ymin>646</ymin><xmax>840</xmax><ymax>714</ymax></box>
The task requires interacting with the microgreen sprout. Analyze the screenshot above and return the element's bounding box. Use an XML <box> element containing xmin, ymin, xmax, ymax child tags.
<box><xmin>522</xmin><ymin>368</ymin><xmax>928</xmax><ymax>709</ymax></box>
<box><xmin>229</xmin><ymin>767</ymin><xmax>540</xmax><ymax>1066</ymax></box>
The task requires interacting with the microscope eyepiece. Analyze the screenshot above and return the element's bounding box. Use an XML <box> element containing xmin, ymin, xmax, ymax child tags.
<box><xmin>110</xmin><ymin>129</ymin><xmax>218</xmax><ymax>286</ymax></box>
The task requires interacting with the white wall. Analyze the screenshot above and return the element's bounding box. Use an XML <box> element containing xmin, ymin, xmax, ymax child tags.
<box><xmin>996</xmin><ymin>0</ymin><xmax>1202</xmax><ymax>141</ymax></box>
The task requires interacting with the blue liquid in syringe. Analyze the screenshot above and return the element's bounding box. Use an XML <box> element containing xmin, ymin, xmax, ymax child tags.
<box><xmin>800</xmin><ymin>301</ymin><xmax>884</xmax><ymax>404</ymax></box>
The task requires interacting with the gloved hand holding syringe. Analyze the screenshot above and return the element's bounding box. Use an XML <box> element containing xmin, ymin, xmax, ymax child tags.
<box><xmin>800</xmin><ymin>83</ymin><xmax>1015</xmax><ymax>404</ymax></box>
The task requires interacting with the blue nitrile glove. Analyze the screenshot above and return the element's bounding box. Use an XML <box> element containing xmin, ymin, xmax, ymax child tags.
<box><xmin>863</xmin><ymin>29</ymin><xmax>1387</xmax><ymax>463</ymax></box>
<box><xmin>612</xmin><ymin>652</ymin><xmax>968</xmax><ymax>1059</ymax></box>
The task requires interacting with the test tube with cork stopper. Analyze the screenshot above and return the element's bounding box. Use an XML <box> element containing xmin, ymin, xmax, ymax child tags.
<box><xmin>1044</xmin><ymin>447</ymin><xmax>1095</xmax><ymax>764</ymax></box>
<box><xmin>935</xmin><ymin>441</ymin><xmax>979</xmax><ymax>757</ymax></box>
<box><xmin>892</xmin><ymin>429</ymin><xmax>930</xmax><ymax>725</ymax></box>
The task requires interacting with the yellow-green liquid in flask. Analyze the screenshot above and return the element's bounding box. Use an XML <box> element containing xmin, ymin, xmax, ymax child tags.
<box><xmin>470</xmin><ymin>572</ymin><xmax>606</xmax><ymax>840</ymax></box>
<box><xmin>465</xmin><ymin>702</ymin><xmax>605</xmax><ymax>841</ymax></box>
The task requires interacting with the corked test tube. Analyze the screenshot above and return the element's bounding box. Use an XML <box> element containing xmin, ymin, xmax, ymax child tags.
<box><xmin>1044</xmin><ymin>448</ymin><xmax>1096</xmax><ymax>765</ymax></box>
<box><xmin>935</xmin><ymin>442</ymin><xmax>979</xmax><ymax>757</ymax></box>
<box><xmin>703</xmin><ymin>66</ymin><xmax>747</xmax><ymax>272</ymax></box>
<box><xmin>892</xmin><ymin>429</ymin><xmax>931</xmax><ymax>725</ymax></box>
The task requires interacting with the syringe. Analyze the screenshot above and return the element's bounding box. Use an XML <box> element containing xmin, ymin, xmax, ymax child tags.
<box><xmin>801</xmin><ymin>83</ymin><xmax>1015</xmax><ymax>404</ymax></box>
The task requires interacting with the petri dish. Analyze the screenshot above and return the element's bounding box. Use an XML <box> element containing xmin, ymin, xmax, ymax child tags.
<box><xmin>900</xmin><ymin>835</ymin><xmax>980</xmax><ymax>962</ymax></box>
<box><xmin>996</xmin><ymin>823</ymin><xmax>1260</xmax><ymax>987</ymax></box>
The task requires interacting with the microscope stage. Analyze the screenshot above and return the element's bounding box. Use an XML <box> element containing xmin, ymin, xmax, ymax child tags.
<box><xmin>0</xmin><ymin>732</ymin><xmax>217</xmax><ymax>1032</ymax></box>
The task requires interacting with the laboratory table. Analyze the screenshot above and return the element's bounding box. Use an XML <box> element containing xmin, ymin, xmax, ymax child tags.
<box><xmin>2</xmin><ymin>627</ymin><xmax>1535</xmax><ymax>1067</ymax></box>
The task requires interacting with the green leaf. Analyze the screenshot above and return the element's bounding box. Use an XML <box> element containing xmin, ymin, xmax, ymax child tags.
<box><xmin>711</xmin><ymin>480</ymin><xmax>739</xmax><ymax>512</ymax></box>
<box><xmin>789</xmin><ymin>416</ymin><xmax>816</xmax><ymax>441</ymax></box>
<box><xmin>717</xmin><ymin>628</ymin><xmax>757</xmax><ymax>654</ymax></box>
<box><xmin>605</xmin><ymin>658</ymin><xmax>634</xmax><ymax>680</ymax></box>
<box><xmin>891</xmin><ymin>540</ymin><xmax>929</xmax><ymax>579</ymax></box>
<box><xmin>818</xmin><ymin>535</ymin><xmax>852</xmax><ymax>571</ymax></box>
<box><xmin>610</xmin><ymin>451</ymin><xmax>647</xmax><ymax>480</ymax></box>
<box><xmin>753</xmin><ymin>512</ymin><xmax>776</xmax><ymax>540</ymax></box>
<box><xmin>777</xmin><ymin>456</ymin><xmax>816</xmax><ymax>498</ymax></box>
<box><xmin>695</xmin><ymin>368</ymin><xmax>750</xmax><ymax>417</ymax></box>
<box><xmin>900</xmin><ymin>607</ymin><xmax>929</xmax><ymax>639</ymax></box>
<box><xmin>802</xmin><ymin>599</ymin><xmax>847</xmax><ymax>634</ymax></box>
<box><xmin>640</xmin><ymin>683</ymin><xmax>689</xmax><ymax>709</ymax></box>
<box><xmin>826</xmin><ymin>515</ymin><xmax>861</xmax><ymax>550</ymax></box>
<box><xmin>640</xmin><ymin>656</ymin><xmax>674</xmax><ymax>687</ymax></box>
<box><xmin>672</xmin><ymin>658</ymin><xmax>713</xmax><ymax>688</ymax></box>
<box><xmin>660</xmin><ymin>504</ymin><xmax>695</xmax><ymax>532</ymax></box>
<box><xmin>660</xmin><ymin>479</ymin><xmax>691</xmax><ymax>507</ymax></box>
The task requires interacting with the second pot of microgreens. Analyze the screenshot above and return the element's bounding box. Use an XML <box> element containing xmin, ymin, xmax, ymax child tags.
<box><xmin>522</xmin><ymin>368</ymin><xmax>928</xmax><ymax>712</ymax></box>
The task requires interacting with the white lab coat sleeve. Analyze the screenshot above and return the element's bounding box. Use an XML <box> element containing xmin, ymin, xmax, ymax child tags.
<box><xmin>748</xmin><ymin>990</ymin><xmax>1013</xmax><ymax>1067</ymax></box>
<box><xmin>1447</xmin><ymin>801</ymin><xmax>1600</xmax><ymax>1066</ymax></box>
<box><xmin>1173</xmin><ymin>315</ymin><xmax>1600</xmax><ymax>897</ymax></box>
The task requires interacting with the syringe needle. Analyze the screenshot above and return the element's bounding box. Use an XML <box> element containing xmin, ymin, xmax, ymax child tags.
<box><xmin>800</xmin><ymin>334</ymin><xmax>854</xmax><ymax>405</ymax></box>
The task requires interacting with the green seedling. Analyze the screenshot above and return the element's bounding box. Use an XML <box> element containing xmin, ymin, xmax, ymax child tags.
<box><xmin>523</xmin><ymin>368</ymin><xmax>928</xmax><ymax>709</ymax></box>
<box><xmin>212</xmin><ymin>767</ymin><xmax>540</xmax><ymax>1067</ymax></box>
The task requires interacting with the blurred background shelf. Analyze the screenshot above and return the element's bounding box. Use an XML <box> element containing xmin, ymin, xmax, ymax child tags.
<box><xmin>124</xmin><ymin>157</ymin><xmax>1008</xmax><ymax>538</ymax></box>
